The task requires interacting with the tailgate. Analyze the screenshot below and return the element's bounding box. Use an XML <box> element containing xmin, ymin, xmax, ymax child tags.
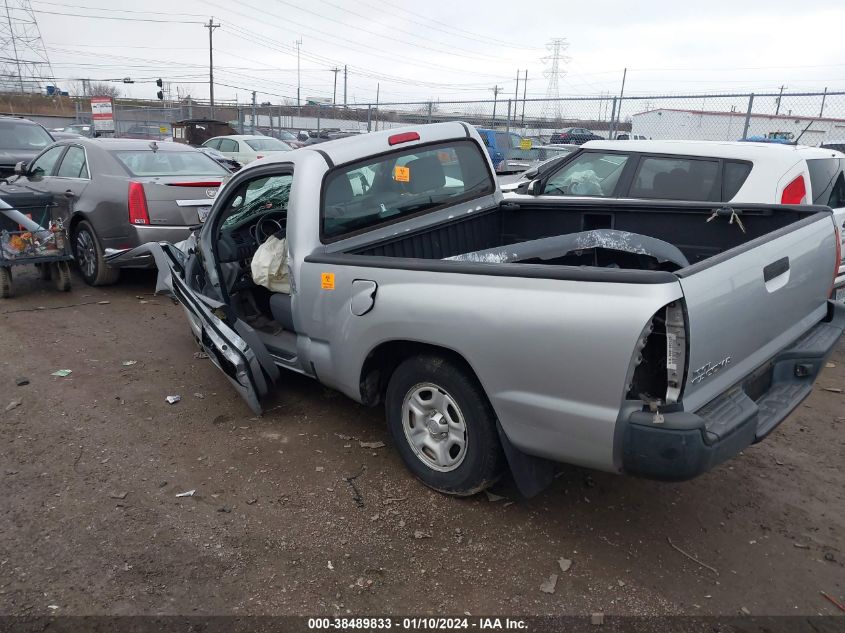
<box><xmin>678</xmin><ymin>213</ymin><xmax>837</xmax><ymax>412</ymax></box>
<box><xmin>143</xmin><ymin>179</ymin><xmax>220</xmax><ymax>226</ymax></box>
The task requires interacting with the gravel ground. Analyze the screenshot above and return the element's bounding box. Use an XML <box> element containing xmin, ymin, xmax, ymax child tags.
<box><xmin>0</xmin><ymin>267</ymin><xmax>843</xmax><ymax>618</ymax></box>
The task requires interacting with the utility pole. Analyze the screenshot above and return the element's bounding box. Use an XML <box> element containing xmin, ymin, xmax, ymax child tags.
<box><xmin>819</xmin><ymin>86</ymin><xmax>828</xmax><ymax>118</ymax></box>
<box><xmin>295</xmin><ymin>38</ymin><xmax>302</xmax><ymax>116</ymax></box>
<box><xmin>775</xmin><ymin>84</ymin><xmax>787</xmax><ymax>115</ymax></box>
<box><xmin>343</xmin><ymin>65</ymin><xmax>347</xmax><ymax>108</ymax></box>
<box><xmin>330</xmin><ymin>67</ymin><xmax>341</xmax><ymax>105</ymax></box>
<box><xmin>374</xmin><ymin>82</ymin><xmax>380</xmax><ymax>132</ymax></box>
<box><xmin>611</xmin><ymin>67</ymin><xmax>627</xmax><ymax>139</ymax></box>
<box><xmin>251</xmin><ymin>90</ymin><xmax>257</xmax><ymax>134</ymax></box>
<box><xmin>491</xmin><ymin>85</ymin><xmax>502</xmax><ymax>127</ymax></box>
<box><xmin>513</xmin><ymin>69</ymin><xmax>520</xmax><ymax>105</ymax></box>
<box><xmin>521</xmin><ymin>69</ymin><xmax>528</xmax><ymax>127</ymax></box>
<box><xmin>204</xmin><ymin>17</ymin><xmax>220</xmax><ymax>118</ymax></box>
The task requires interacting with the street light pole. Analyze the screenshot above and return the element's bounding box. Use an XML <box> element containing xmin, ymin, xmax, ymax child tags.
<box><xmin>296</xmin><ymin>38</ymin><xmax>302</xmax><ymax>116</ymax></box>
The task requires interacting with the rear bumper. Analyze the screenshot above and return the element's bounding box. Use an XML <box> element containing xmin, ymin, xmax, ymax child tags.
<box><xmin>622</xmin><ymin>301</ymin><xmax>845</xmax><ymax>481</ymax></box>
<box><xmin>104</xmin><ymin>225</ymin><xmax>193</xmax><ymax>268</ymax></box>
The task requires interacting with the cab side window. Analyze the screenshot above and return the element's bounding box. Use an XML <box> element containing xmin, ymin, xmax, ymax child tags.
<box><xmin>543</xmin><ymin>152</ymin><xmax>630</xmax><ymax>197</ymax></box>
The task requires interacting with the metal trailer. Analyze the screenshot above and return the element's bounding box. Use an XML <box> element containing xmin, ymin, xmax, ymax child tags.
<box><xmin>0</xmin><ymin>187</ymin><xmax>74</xmax><ymax>298</ymax></box>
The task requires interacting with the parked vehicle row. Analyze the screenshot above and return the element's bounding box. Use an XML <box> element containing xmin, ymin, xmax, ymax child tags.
<box><xmin>108</xmin><ymin>122</ymin><xmax>845</xmax><ymax>498</ymax></box>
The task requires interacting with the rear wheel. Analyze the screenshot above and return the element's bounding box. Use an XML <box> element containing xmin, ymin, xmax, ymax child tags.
<box><xmin>52</xmin><ymin>261</ymin><xmax>71</xmax><ymax>292</ymax></box>
<box><xmin>73</xmin><ymin>221</ymin><xmax>120</xmax><ymax>286</ymax></box>
<box><xmin>0</xmin><ymin>267</ymin><xmax>12</xmax><ymax>298</ymax></box>
<box><xmin>385</xmin><ymin>355</ymin><xmax>506</xmax><ymax>495</ymax></box>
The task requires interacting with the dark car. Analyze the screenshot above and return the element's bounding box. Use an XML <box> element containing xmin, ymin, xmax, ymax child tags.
<box><xmin>124</xmin><ymin>124</ymin><xmax>170</xmax><ymax>141</ymax></box>
<box><xmin>196</xmin><ymin>146</ymin><xmax>242</xmax><ymax>172</ymax></box>
<box><xmin>549</xmin><ymin>127</ymin><xmax>604</xmax><ymax>145</ymax></box>
<box><xmin>0</xmin><ymin>116</ymin><xmax>55</xmax><ymax>179</ymax></box>
<box><xmin>8</xmin><ymin>138</ymin><xmax>229</xmax><ymax>285</ymax></box>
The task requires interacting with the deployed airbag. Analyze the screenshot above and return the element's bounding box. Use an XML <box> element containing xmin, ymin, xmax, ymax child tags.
<box><xmin>251</xmin><ymin>234</ymin><xmax>291</xmax><ymax>293</ymax></box>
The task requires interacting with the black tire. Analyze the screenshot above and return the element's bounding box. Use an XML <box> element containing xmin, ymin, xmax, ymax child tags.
<box><xmin>72</xmin><ymin>221</ymin><xmax>120</xmax><ymax>286</ymax></box>
<box><xmin>385</xmin><ymin>355</ymin><xmax>506</xmax><ymax>495</ymax></box>
<box><xmin>37</xmin><ymin>263</ymin><xmax>51</xmax><ymax>281</ymax></box>
<box><xmin>52</xmin><ymin>261</ymin><xmax>71</xmax><ymax>292</ymax></box>
<box><xmin>0</xmin><ymin>267</ymin><xmax>12</xmax><ymax>298</ymax></box>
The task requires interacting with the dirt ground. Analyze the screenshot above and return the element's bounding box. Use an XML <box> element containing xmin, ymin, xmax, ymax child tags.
<box><xmin>1</xmin><ymin>266</ymin><xmax>844</xmax><ymax>619</ymax></box>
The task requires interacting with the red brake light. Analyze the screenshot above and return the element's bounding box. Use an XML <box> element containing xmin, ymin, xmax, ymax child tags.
<box><xmin>128</xmin><ymin>181</ymin><xmax>150</xmax><ymax>225</ymax></box>
<box><xmin>781</xmin><ymin>175</ymin><xmax>807</xmax><ymax>204</ymax></box>
<box><xmin>164</xmin><ymin>181</ymin><xmax>221</xmax><ymax>187</ymax></box>
<box><xmin>388</xmin><ymin>131</ymin><xmax>420</xmax><ymax>146</ymax></box>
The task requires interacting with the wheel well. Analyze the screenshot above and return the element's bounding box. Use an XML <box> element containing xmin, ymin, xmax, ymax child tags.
<box><xmin>359</xmin><ymin>341</ymin><xmax>481</xmax><ymax>407</ymax></box>
<box><xmin>68</xmin><ymin>213</ymin><xmax>85</xmax><ymax>238</ymax></box>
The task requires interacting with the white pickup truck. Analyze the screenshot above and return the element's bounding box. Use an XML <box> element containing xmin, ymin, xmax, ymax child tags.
<box><xmin>112</xmin><ymin>122</ymin><xmax>845</xmax><ymax>496</ymax></box>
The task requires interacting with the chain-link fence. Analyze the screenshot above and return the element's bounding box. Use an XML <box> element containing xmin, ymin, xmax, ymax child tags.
<box><xmin>49</xmin><ymin>90</ymin><xmax>845</xmax><ymax>148</ymax></box>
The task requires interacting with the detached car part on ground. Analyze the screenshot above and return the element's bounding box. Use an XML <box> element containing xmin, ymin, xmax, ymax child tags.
<box><xmin>111</xmin><ymin>122</ymin><xmax>845</xmax><ymax>497</ymax></box>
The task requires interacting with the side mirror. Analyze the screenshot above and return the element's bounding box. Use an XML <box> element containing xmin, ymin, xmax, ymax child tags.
<box><xmin>526</xmin><ymin>179</ymin><xmax>541</xmax><ymax>195</ymax></box>
<box><xmin>14</xmin><ymin>161</ymin><xmax>27</xmax><ymax>175</ymax></box>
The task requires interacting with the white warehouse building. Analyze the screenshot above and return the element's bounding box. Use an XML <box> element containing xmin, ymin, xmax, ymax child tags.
<box><xmin>630</xmin><ymin>108</ymin><xmax>845</xmax><ymax>146</ymax></box>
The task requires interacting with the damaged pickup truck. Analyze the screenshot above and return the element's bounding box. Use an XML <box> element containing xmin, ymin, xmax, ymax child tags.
<box><xmin>110</xmin><ymin>121</ymin><xmax>845</xmax><ymax>496</ymax></box>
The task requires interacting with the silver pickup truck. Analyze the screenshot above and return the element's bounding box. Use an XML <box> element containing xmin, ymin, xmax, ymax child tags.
<box><xmin>111</xmin><ymin>122</ymin><xmax>845</xmax><ymax>497</ymax></box>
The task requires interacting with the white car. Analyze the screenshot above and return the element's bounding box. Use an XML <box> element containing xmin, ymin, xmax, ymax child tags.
<box><xmin>505</xmin><ymin>139</ymin><xmax>845</xmax><ymax>289</ymax></box>
<box><xmin>202</xmin><ymin>134</ymin><xmax>292</xmax><ymax>165</ymax></box>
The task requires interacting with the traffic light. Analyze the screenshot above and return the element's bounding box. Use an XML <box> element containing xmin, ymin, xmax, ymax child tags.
<box><xmin>156</xmin><ymin>78</ymin><xmax>163</xmax><ymax>100</ymax></box>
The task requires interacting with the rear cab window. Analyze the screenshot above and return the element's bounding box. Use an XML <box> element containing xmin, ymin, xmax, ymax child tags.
<box><xmin>112</xmin><ymin>150</ymin><xmax>228</xmax><ymax>177</ymax></box>
<box><xmin>321</xmin><ymin>139</ymin><xmax>494</xmax><ymax>241</ymax></box>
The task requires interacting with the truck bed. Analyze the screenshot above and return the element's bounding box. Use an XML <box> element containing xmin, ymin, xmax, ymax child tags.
<box><xmin>348</xmin><ymin>199</ymin><xmax>825</xmax><ymax>275</ymax></box>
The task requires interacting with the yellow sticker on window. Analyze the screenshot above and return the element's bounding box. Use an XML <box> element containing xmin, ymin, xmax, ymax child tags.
<box><xmin>519</xmin><ymin>138</ymin><xmax>532</xmax><ymax>150</ymax></box>
<box><xmin>393</xmin><ymin>165</ymin><xmax>410</xmax><ymax>182</ymax></box>
<box><xmin>321</xmin><ymin>272</ymin><xmax>335</xmax><ymax>290</ymax></box>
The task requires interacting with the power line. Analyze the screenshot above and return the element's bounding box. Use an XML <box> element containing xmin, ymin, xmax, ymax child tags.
<box><xmin>28</xmin><ymin>7</ymin><xmax>203</xmax><ymax>23</ymax></box>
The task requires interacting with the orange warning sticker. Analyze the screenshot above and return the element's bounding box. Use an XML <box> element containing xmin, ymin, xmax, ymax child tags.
<box><xmin>321</xmin><ymin>272</ymin><xmax>335</xmax><ymax>290</ymax></box>
<box><xmin>393</xmin><ymin>165</ymin><xmax>410</xmax><ymax>182</ymax></box>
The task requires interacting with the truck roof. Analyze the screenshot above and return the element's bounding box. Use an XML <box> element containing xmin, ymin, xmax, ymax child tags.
<box><xmin>583</xmin><ymin>139</ymin><xmax>844</xmax><ymax>162</ymax></box>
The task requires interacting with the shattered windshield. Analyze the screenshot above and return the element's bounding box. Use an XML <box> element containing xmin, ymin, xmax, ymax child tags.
<box><xmin>221</xmin><ymin>175</ymin><xmax>292</xmax><ymax>229</ymax></box>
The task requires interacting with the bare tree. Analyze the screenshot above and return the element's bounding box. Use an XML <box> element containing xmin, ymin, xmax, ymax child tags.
<box><xmin>88</xmin><ymin>82</ymin><xmax>121</xmax><ymax>98</ymax></box>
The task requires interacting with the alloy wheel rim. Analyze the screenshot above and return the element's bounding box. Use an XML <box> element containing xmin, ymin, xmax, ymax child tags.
<box><xmin>401</xmin><ymin>382</ymin><xmax>468</xmax><ymax>472</ymax></box>
<box><xmin>76</xmin><ymin>231</ymin><xmax>96</xmax><ymax>278</ymax></box>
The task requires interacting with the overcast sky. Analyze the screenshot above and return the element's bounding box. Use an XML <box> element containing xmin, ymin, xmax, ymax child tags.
<box><xmin>18</xmin><ymin>0</ymin><xmax>845</xmax><ymax>105</ymax></box>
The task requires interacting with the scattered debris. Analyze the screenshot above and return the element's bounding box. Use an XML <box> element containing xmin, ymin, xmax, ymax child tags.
<box><xmin>217</xmin><ymin>506</ymin><xmax>231</xmax><ymax>513</ymax></box>
<box><xmin>824</xmin><ymin>552</ymin><xmax>836</xmax><ymax>562</ymax></box>
<box><xmin>821</xmin><ymin>591</ymin><xmax>845</xmax><ymax>613</ymax></box>
<box><xmin>246</xmin><ymin>498</ymin><xmax>257</xmax><ymax>505</ymax></box>
<box><xmin>158</xmin><ymin>481</ymin><xmax>168</xmax><ymax>488</ymax></box>
<box><xmin>793</xmin><ymin>542</ymin><xmax>810</xmax><ymax>549</ymax></box>
<box><xmin>98</xmin><ymin>300</ymin><xmax>110</xmax><ymax>305</ymax></box>
<box><xmin>826</xmin><ymin>362</ymin><xmax>837</xmax><ymax>368</ymax></box>
<box><xmin>14</xmin><ymin>377</ymin><xmax>29</xmax><ymax>386</ymax></box>
<box><xmin>47</xmin><ymin>605</ymin><xmax>59</xmax><ymax>611</ymax></box>
<box><xmin>591</xmin><ymin>613</ymin><xmax>604</xmax><ymax>625</ymax></box>
<box><xmin>315</xmin><ymin>466</ymin><xmax>324</xmax><ymax>472</ymax></box>
<box><xmin>383</xmin><ymin>497</ymin><xmax>407</xmax><ymax>505</ymax></box>
<box><xmin>539</xmin><ymin>574</ymin><xmax>558</xmax><ymax>594</ymax></box>
<box><xmin>121</xmin><ymin>360</ymin><xmax>137</xmax><ymax>366</ymax></box>
<box><xmin>740</xmin><ymin>607</ymin><xmax>751</xmax><ymax>615</ymax></box>
<box><xmin>485</xmin><ymin>490</ymin><xmax>505</xmax><ymax>502</ymax></box>
<box><xmin>4</xmin><ymin>400</ymin><xmax>21</xmax><ymax>412</ymax></box>
<box><xmin>193</xmin><ymin>351</ymin><xmax>209</xmax><ymax>359</ymax></box>
<box><xmin>175</xmin><ymin>489</ymin><xmax>196</xmax><ymax>498</ymax></box>
<box><xmin>558</xmin><ymin>558</ymin><xmax>573</xmax><ymax>573</ymax></box>
<box><xmin>359</xmin><ymin>441</ymin><xmax>385</xmax><ymax>449</ymax></box>
<box><xmin>193</xmin><ymin>392</ymin><xmax>205</xmax><ymax>399</ymax></box>
<box><xmin>109</xmin><ymin>491</ymin><xmax>128</xmax><ymax>500</ymax></box>
<box><xmin>165</xmin><ymin>395</ymin><xmax>181</xmax><ymax>405</ymax></box>
<box><xmin>617</xmin><ymin>579</ymin><xmax>626</xmax><ymax>587</ymax></box>
<box><xmin>413</xmin><ymin>530</ymin><xmax>431</xmax><ymax>539</ymax></box>
<box><xmin>822</xmin><ymin>387</ymin><xmax>842</xmax><ymax>393</ymax></box>
<box><xmin>344</xmin><ymin>471</ymin><xmax>365</xmax><ymax>508</ymax></box>
<box><xmin>335</xmin><ymin>433</ymin><xmax>353</xmax><ymax>441</ymax></box>
<box><xmin>327</xmin><ymin>561</ymin><xmax>334</xmax><ymax>571</ymax></box>
<box><xmin>51</xmin><ymin>369</ymin><xmax>72</xmax><ymax>377</ymax></box>
<box><xmin>667</xmin><ymin>536</ymin><xmax>719</xmax><ymax>575</ymax></box>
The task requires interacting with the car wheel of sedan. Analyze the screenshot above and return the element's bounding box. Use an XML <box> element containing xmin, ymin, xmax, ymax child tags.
<box><xmin>385</xmin><ymin>355</ymin><xmax>506</xmax><ymax>496</ymax></box>
<box><xmin>73</xmin><ymin>221</ymin><xmax>120</xmax><ymax>286</ymax></box>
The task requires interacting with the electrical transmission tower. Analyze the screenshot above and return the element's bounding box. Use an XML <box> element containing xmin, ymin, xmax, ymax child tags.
<box><xmin>0</xmin><ymin>0</ymin><xmax>56</xmax><ymax>93</ymax></box>
<box><xmin>541</xmin><ymin>38</ymin><xmax>569</xmax><ymax>122</ymax></box>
